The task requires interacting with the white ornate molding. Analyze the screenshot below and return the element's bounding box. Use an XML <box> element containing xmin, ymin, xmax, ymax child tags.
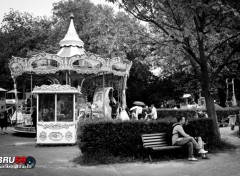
<box><xmin>32</xmin><ymin>84</ymin><xmax>80</xmax><ymax>94</ymax></box>
<box><xmin>10</xmin><ymin>53</ymin><xmax>132</xmax><ymax>78</ymax></box>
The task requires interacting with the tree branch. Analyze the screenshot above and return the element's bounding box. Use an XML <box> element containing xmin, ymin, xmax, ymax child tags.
<box><xmin>211</xmin><ymin>48</ymin><xmax>238</xmax><ymax>81</ymax></box>
<box><xmin>208</xmin><ymin>33</ymin><xmax>240</xmax><ymax>58</ymax></box>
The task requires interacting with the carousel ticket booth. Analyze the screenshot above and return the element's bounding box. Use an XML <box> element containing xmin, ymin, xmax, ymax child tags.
<box><xmin>0</xmin><ymin>88</ymin><xmax>7</xmax><ymax>112</ymax></box>
<box><xmin>32</xmin><ymin>84</ymin><xmax>80</xmax><ymax>144</ymax></box>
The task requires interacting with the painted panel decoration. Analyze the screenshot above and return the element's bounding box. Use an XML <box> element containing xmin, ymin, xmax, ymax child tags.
<box><xmin>65</xmin><ymin>131</ymin><xmax>73</xmax><ymax>141</ymax></box>
<box><xmin>49</xmin><ymin>132</ymin><xmax>64</xmax><ymax>141</ymax></box>
<box><xmin>31</xmin><ymin>59</ymin><xmax>59</xmax><ymax>69</ymax></box>
<box><xmin>9</xmin><ymin>62</ymin><xmax>24</xmax><ymax>77</ymax></box>
<box><xmin>39</xmin><ymin>131</ymin><xmax>47</xmax><ymax>141</ymax></box>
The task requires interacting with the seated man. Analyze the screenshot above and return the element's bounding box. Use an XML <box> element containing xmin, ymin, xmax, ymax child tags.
<box><xmin>172</xmin><ymin>116</ymin><xmax>208</xmax><ymax>161</ymax></box>
<box><xmin>183</xmin><ymin>118</ymin><xmax>206</xmax><ymax>150</ymax></box>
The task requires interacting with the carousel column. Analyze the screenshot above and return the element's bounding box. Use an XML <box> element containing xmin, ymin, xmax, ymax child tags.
<box><xmin>12</xmin><ymin>76</ymin><xmax>19</xmax><ymax>123</ymax></box>
<box><xmin>65</xmin><ymin>71</ymin><xmax>68</xmax><ymax>85</ymax></box>
<box><xmin>22</xmin><ymin>78</ymin><xmax>26</xmax><ymax>100</ymax></box>
<box><xmin>68</xmin><ymin>71</ymin><xmax>71</xmax><ymax>86</ymax></box>
<box><xmin>119</xmin><ymin>75</ymin><xmax>129</xmax><ymax>121</ymax></box>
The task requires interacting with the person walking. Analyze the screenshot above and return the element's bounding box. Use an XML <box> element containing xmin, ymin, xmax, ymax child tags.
<box><xmin>0</xmin><ymin>110</ymin><xmax>10</xmax><ymax>134</ymax></box>
<box><xmin>172</xmin><ymin>116</ymin><xmax>208</xmax><ymax>161</ymax></box>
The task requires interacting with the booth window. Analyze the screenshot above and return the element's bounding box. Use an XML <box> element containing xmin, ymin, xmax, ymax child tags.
<box><xmin>39</xmin><ymin>94</ymin><xmax>55</xmax><ymax>122</ymax></box>
<box><xmin>57</xmin><ymin>94</ymin><xmax>73</xmax><ymax>122</ymax></box>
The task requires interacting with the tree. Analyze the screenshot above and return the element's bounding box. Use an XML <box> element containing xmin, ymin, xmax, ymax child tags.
<box><xmin>107</xmin><ymin>0</ymin><xmax>240</xmax><ymax>142</ymax></box>
<box><xmin>0</xmin><ymin>10</ymin><xmax>58</xmax><ymax>89</ymax></box>
<box><xmin>52</xmin><ymin>0</ymin><xmax>148</xmax><ymax>58</ymax></box>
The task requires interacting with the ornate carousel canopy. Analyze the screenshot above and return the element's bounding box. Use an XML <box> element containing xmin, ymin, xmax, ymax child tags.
<box><xmin>9</xmin><ymin>15</ymin><xmax>132</xmax><ymax>78</ymax></box>
<box><xmin>32</xmin><ymin>84</ymin><xmax>80</xmax><ymax>94</ymax></box>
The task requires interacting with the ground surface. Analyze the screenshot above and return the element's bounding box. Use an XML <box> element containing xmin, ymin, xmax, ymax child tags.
<box><xmin>0</xmin><ymin>126</ymin><xmax>239</xmax><ymax>176</ymax></box>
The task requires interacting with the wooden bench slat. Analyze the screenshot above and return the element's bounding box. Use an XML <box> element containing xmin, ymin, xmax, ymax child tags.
<box><xmin>143</xmin><ymin>141</ymin><xmax>167</xmax><ymax>145</ymax></box>
<box><xmin>142</xmin><ymin>136</ymin><xmax>165</xmax><ymax>140</ymax></box>
<box><xmin>142</xmin><ymin>138</ymin><xmax>165</xmax><ymax>142</ymax></box>
<box><xmin>144</xmin><ymin>145</ymin><xmax>168</xmax><ymax>148</ymax></box>
<box><xmin>152</xmin><ymin>146</ymin><xmax>182</xmax><ymax>150</ymax></box>
<box><xmin>144</xmin><ymin>144</ymin><xmax>168</xmax><ymax>148</ymax></box>
<box><xmin>142</xmin><ymin>133</ymin><xmax>166</xmax><ymax>137</ymax></box>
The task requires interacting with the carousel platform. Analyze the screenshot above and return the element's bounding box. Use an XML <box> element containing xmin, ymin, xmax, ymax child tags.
<box><xmin>12</xmin><ymin>125</ymin><xmax>36</xmax><ymax>134</ymax></box>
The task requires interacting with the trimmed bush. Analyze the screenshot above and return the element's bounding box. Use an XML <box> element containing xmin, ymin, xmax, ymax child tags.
<box><xmin>157</xmin><ymin>108</ymin><xmax>240</xmax><ymax>122</ymax></box>
<box><xmin>77</xmin><ymin>118</ymin><xmax>214</xmax><ymax>158</ymax></box>
<box><xmin>157</xmin><ymin>109</ymin><xmax>195</xmax><ymax>121</ymax></box>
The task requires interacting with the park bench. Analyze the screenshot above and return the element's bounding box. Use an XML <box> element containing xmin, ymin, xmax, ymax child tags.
<box><xmin>141</xmin><ymin>133</ymin><xmax>183</xmax><ymax>162</ymax></box>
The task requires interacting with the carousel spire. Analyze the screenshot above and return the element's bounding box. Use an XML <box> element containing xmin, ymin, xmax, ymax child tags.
<box><xmin>57</xmin><ymin>13</ymin><xmax>86</xmax><ymax>57</ymax></box>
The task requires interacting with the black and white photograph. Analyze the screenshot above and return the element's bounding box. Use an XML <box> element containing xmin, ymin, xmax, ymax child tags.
<box><xmin>0</xmin><ymin>0</ymin><xmax>240</xmax><ymax>175</ymax></box>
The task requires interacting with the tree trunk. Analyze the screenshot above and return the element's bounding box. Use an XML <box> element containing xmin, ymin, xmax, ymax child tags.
<box><xmin>201</xmin><ymin>61</ymin><xmax>221</xmax><ymax>142</ymax></box>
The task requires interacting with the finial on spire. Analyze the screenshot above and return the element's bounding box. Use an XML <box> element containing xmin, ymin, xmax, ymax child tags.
<box><xmin>70</xmin><ymin>13</ymin><xmax>74</xmax><ymax>19</ymax></box>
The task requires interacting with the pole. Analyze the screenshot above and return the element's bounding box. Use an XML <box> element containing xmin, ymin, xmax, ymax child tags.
<box><xmin>121</xmin><ymin>75</ymin><xmax>127</xmax><ymax>110</ymax></box>
<box><xmin>103</xmin><ymin>72</ymin><xmax>105</xmax><ymax>118</ymax></box>
<box><xmin>232</xmin><ymin>78</ymin><xmax>237</xmax><ymax>106</ymax></box>
<box><xmin>226</xmin><ymin>79</ymin><xmax>229</xmax><ymax>106</ymax></box>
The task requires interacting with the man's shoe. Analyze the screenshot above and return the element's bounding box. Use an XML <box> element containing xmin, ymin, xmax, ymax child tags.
<box><xmin>188</xmin><ymin>157</ymin><xmax>198</xmax><ymax>161</ymax></box>
<box><xmin>198</xmin><ymin>149</ymin><xmax>208</xmax><ymax>154</ymax></box>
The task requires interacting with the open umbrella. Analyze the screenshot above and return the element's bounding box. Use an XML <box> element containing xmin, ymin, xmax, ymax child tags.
<box><xmin>182</xmin><ymin>94</ymin><xmax>191</xmax><ymax>98</ymax></box>
<box><xmin>133</xmin><ymin>101</ymin><xmax>145</xmax><ymax>106</ymax></box>
<box><xmin>130</xmin><ymin>106</ymin><xmax>138</xmax><ymax>111</ymax></box>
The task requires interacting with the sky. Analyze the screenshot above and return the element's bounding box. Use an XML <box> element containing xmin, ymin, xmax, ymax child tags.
<box><xmin>0</xmin><ymin>0</ymin><xmax>118</xmax><ymax>23</ymax></box>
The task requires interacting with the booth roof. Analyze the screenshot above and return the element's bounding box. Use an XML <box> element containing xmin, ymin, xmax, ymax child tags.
<box><xmin>0</xmin><ymin>88</ymin><xmax>7</xmax><ymax>92</ymax></box>
<box><xmin>7</xmin><ymin>89</ymin><xmax>20</xmax><ymax>93</ymax></box>
<box><xmin>32</xmin><ymin>84</ymin><xmax>80</xmax><ymax>94</ymax></box>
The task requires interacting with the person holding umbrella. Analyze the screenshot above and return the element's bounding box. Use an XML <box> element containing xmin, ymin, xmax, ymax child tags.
<box><xmin>132</xmin><ymin>101</ymin><xmax>145</xmax><ymax>120</ymax></box>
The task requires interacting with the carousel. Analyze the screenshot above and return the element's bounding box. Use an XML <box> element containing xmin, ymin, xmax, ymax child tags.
<box><xmin>8</xmin><ymin>15</ymin><xmax>132</xmax><ymax>144</ymax></box>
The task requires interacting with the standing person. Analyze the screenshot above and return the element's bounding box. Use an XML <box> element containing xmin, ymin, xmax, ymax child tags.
<box><xmin>0</xmin><ymin>110</ymin><xmax>9</xmax><ymax>134</ymax></box>
<box><xmin>237</xmin><ymin>110</ymin><xmax>240</xmax><ymax>136</ymax></box>
<box><xmin>136</xmin><ymin>106</ymin><xmax>143</xmax><ymax>120</ymax></box>
<box><xmin>172</xmin><ymin>116</ymin><xmax>208</xmax><ymax>161</ymax></box>
<box><xmin>142</xmin><ymin>105</ymin><xmax>149</xmax><ymax>120</ymax></box>
<box><xmin>149</xmin><ymin>104</ymin><xmax>157</xmax><ymax>120</ymax></box>
<box><xmin>111</xmin><ymin>102</ymin><xmax>118</xmax><ymax>119</ymax></box>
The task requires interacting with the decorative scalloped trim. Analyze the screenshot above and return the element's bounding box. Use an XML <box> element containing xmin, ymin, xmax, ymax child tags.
<box><xmin>37</xmin><ymin>123</ymin><xmax>75</xmax><ymax>129</ymax></box>
<box><xmin>32</xmin><ymin>84</ymin><xmax>79</xmax><ymax>94</ymax></box>
<box><xmin>10</xmin><ymin>53</ymin><xmax>132</xmax><ymax>77</ymax></box>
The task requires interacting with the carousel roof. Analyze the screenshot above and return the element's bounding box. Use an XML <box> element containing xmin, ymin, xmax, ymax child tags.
<box><xmin>32</xmin><ymin>84</ymin><xmax>80</xmax><ymax>94</ymax></box>
<box><xmin>9</xmin><ymin>15</ymin><xmax>132</xmax><ymax>78</ymax></box>
<box><xmin>57</xmin><ymin>14</ymin><xmax>85</xmax><ymax>57</ymax></box>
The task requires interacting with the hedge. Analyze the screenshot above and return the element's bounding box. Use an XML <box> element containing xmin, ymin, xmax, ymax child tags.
<box><xmin>77</xmin><ymin>118</ymin><xmax>214</xmax><ymax>158</ymax></box>
<box><xmin>157</xmin><ymin>108</ymin><xmax>240</xmax><ymax>122</ymax></box>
